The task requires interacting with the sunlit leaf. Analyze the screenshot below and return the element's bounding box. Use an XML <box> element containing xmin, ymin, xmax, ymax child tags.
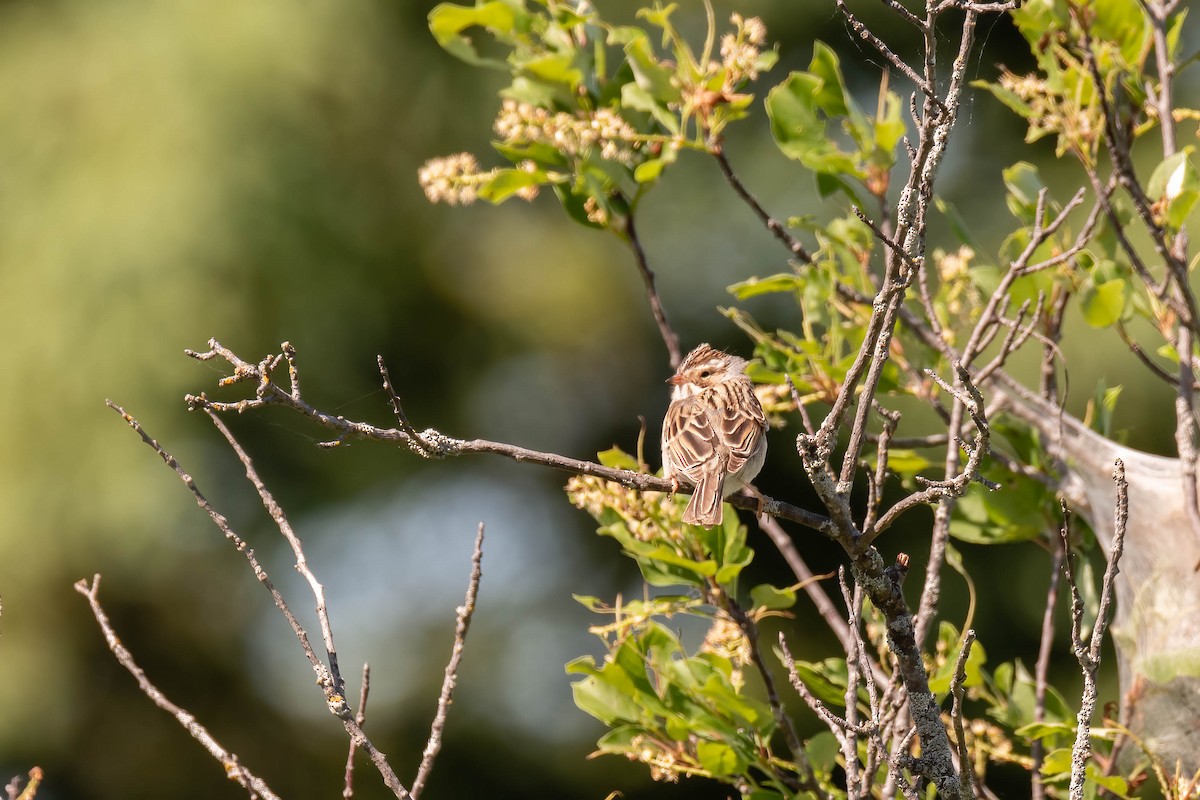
<box><xmin>1147</xmin><ymin>150</ymin><xmax>1200</xmax><ymax>230</ymax></box>
<box><xmin>1002</xmin><ymin>161</ymin><xmax>1047</xmax><ymax>222</ymax></box>
<box><xmin>478</xmin><ymin>167</ymin><xmax>545</xmax><ymax>203</ymax></box>
<box><xmin>1079</xmin><ymin>278</ymin><xmax>1127</xmax><ymax>328</ymax></box>
<box><xmin>727</xmin><ymin>273</ymin><xmax>803</xmax><ymax>300</ymax></box>
<box><xmin>1040</xmin><ymin>747</ymin><xmax>1073</xmax><ymax>776</ymax></box>
<box><xmin>1092</xmin><ymin>0</ymin><xmax>1150</xmax><ymax>66</ymax></box>
<box><xmin>695</xmin><ymin>739</ymin><xmax>742</xmax><ymax>776</ymax></box>
<box><xmin>750</xmin><ymin>583</ymin><xmax>797</xmax><ymax>611</ymax></box>
<box><xmin>429</xmin><ymin>2</ymin><xmax>520</xmax><ymax>68</ymax></box>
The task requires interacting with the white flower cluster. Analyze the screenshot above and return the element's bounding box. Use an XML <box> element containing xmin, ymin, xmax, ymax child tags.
<box><xmin>494</xmin><ymin>99</ymin><xmax>639</xmax><ymax>164</ymax></box>
<box><xmin>720</xmin><ymin>13</ymin><xmax>768</xmax><ymax>86</ymax></box>
<box><xmin>417</xmin><ymin>152</ymin><xmax>486</xmax><ymax>205</ymax></box>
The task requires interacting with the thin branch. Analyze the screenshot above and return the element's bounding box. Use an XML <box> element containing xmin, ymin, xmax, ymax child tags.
<box><xmin>1061</xmin><ymin>461</ymin><xmax>1129</xmax><ymax>800</ymax></box>
<box><xmin>1031</xmin><ymin>541</ymin><xmax>1065</xmax><ymax>800</ymax></box>
<box><xmin>105</xmin><ymin>400</ymin><xmax>411</xmax><ymax>799</ymax></box>
<box><xmin>835</xmin><ymin>0</ymin><xmax>946</xmax><ymax>114</ymax></box>
<box><xmin>724</xmin><ymin>597</ymin><xmax>821</xmax><ymax>795</ymax></box>
<box><xmin>755</xmin><ymin>514</ymin><xmax>853</xmax><ymax>648</ymax></box>
<box><xmin>74</xmin><ymin>575</ymin><xmax>282</xmax><ymax>800</ymax></box>
<box><xmin>865</xmin><ymin>365</ymin><xmax>993</xmax><ymax>543</ymax></box>
<box><xmin>379</xmin><ymin>356</ymin><xmax>436</xmax><ymax>457</ymax></box>
<box><xmin>412</xmin><ymin>523</ymin><xmax>486</xmax><ymax>800</ymax></box>
<box><xmin>207</xmin><ymin>408</ymin><xmax>346</xmax><ymax>696</ymax></box>
<box><xmin>712</xmin><ymin>145</ymin><xmax>813</xmax><ymax>264</ymax></box>
<box><xmin>622</xmin><ymin>210</ymin><xmax>682</xmax><ymax>369</ymax></box>
<box><xmin>343</xmin><ymin>663</ymin><xmax>371</xmax><ymax>800</ymax></box>
<box><xmin>853</xmin><ymin>206</ymin><xmax>923</xmax><ymax>274</ymax></box>
<box><xmin>186</xmin><ymin>340</ymin><xmax>835</xmax><ymax>535</ymax></box>
<box><xmin>1115</xmin><ymin>322</ymin><xmax>1195</xmax><ymax>387</ymax></box>
<box><xmin>780</xmin><ymin>632</ymin><xmax>876</xmax><ymax>739</ymax></box>
<box><xmin>949</xmin><ymin>630</ymin><xmax>979</xmax><ymax>800</ymax></box>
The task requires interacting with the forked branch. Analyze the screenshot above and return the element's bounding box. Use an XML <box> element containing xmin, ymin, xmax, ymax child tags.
<box><xmin>184</xmin><ymin>340</ymin><xmax>835</xmax><ymax>535</ymax></box>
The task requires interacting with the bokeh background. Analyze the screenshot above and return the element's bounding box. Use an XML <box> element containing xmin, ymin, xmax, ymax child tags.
<box><xmin>0</xmin><ymin>1</ymin><xmax>1193</xmax><ymax>798</ymax></box>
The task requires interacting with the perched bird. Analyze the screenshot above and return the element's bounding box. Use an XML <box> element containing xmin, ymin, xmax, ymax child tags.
<box><xmin>661</xmin><ymin>344</ymin><xmax>767</xmax><ymax>526</ymax></box>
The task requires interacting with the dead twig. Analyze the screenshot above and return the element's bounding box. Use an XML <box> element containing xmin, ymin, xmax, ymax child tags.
<box><xmin>74</xmin><ymin>575</ymin><xmax>281</xmax><ymax>800</ymax></box>
<box><xmin>186</xmin><ymin>340</ymin><xmax>835</xmax><ymax>536</ymax></box>
<box><xmin>105</xmin><ymin>400</ymin><xmax>411</xmax><ymax>799</ymax></box>
<box><xmin>343</xmin><ymin>663</ymin><xmax>371</xmax><ymax>799</ymax></box>
<box><xmin>1061</xmin><ymin>462</ymin><xmax>1129</xmax><ymax>800</ymax></box>
<box><xmin>412</xmin><ymin>523</ymin><xmax>486</xmax><ymax>800</ymax></box>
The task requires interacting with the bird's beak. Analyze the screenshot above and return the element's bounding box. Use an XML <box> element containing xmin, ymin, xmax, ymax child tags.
<box><xmin>667</xmin><ymin>374</ymin><xmax>685</xmax><ymax>385</ymax></box>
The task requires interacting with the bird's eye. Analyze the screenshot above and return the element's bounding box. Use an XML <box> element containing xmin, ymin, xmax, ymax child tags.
<box><xmin>699</xmin><ymin>370</ymin><xmax>711</xmax><ymax>378</ymax></box>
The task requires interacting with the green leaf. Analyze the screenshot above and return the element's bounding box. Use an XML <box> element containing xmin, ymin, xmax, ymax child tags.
<box><xmin>572</xmin><ymin>594</ymin><xmax>606</xmax><ymax>612</ymax></box>
<box><xmin>783</xmin><ymin>657</ymin><xmax>850</xmax><ymax>707</ymax></box>
<box><xmin>523</xmin><ymin>53</ymin><xmax>583</xmax><ymax>88</ymax></box>
<box><xmin>1003</xmin><ymin>161</ymin><xmax>1047</xmax><ymax>223</ymax></box>
<box><xmin>928</xmin><ymin>623</ymin><xmax>986</xmax><ymax>694</ymax></box>
<box><xmin>879</xmin><ymin>448</ymin><xmax>931</xmax><ymax>482</ymax></box>
<box><xmin>621</xmin><ymin>30</ymin><xmax>680</xmax><ymax>106</ymax></box>
<box><xmin>1166</xmin><ymin>8</ymin><xmax>1188</xmax><ymax>58</ymax></box>
<box><xmin>1015</xmin><ymin>720</ymin><xmax>1075</xmax><ymax>741</ymax></box>
<box><xmin>567</xmin><ymin>657</ymin><xmax>646</xmax><ymax>724</ymax></box>
<box><xmin>596</xmin><ymin>446</ymin><xmax>641</xmax><ymax>471</ymax></box>
<box><xmin>695</xmin><ymin>739</ymin><xmax>742</xmax><ymax>776</ymax></box>
<box><xmin>727</xmin><ymin>273</ymin><xmax>803</xmax><ymax>300</ymax></box>
<box><xmin>429</xmin><ymin>2</ymin><xmax>520</xmax><ymax>68</ymax></box>
<box><xmin>872</xmin><ymin>90</ymin><xmax>905</xmax><ymax>162</ymax></box>
<box><xmin>477</xmin><ymin>167</ymin><xmax>545</xmax><ymax>204</ymax></box>
<box><xmin>1147</xmin><ymin>150</ymin><xmax>1200</xmax><ymax>230</ymax></box>
<box><xmin>766</xmin><ymin>73</ymin><xmax>860</xmax><ymax>176</ymax></box>
<box><xmin>750</xmin><ymin>583</ymin><xmax>797</xmax><ymax>611</ymax></box>
<box><xmin>633</xmin><ymin>158</ymin><xmax>667</xmax><ymax>183</ymax></box>
<box><xmin>805</xmin><ymin>731</ymin><xmax>841</xmax><ymax>777</ymax></box>
<box><xmin>593</xmin><ymin>724</ymin><xmax>645</xmax><ymax>755</ymax></box>
<box><xmin>808</xmin><ymin>42</ymin><xmax>851</xmax><ymax>117</ymax></box>
<box><xmin>621</xmin><ymin>82</ymin><xmax>679</xmax><ymax>134</ymax></box>
<box><xmin>950</xmin><ymin>474</ymin><xmax>1053</xmax><ymax>544</ymax></box>
<box><xmin>1079</xmin><ymin>278</ymin><xmax>1127</xmax><ymax>327</ymax></box>
<box><xmin>766</xmin><ymin>72</ymin><xmax>825</xmax><ymax>160</ymax></box>
<box><xmin>972</xmin><ymin>79</ymin><xmax>1037</xmax><ymax>119</ymax></box>
<box><xmin>1086</xmin><ymin>764</ymin><xmax>1132</xmax><ymax>798</ymax></box>
<box><xmin>1040</xmin><ymin>747</ymin><xmax>1073</xmax><ymax>776</ymax></box>
<box><xmin>1092</xmin><ymin>0</ymin><xmax>1150</xmax><ymax>65</ymax></box>
<box><xmin>492</xmin><ymin>139</ymin><xmax>567</xmax><ymax>169</ymax></box>
<box><xmin>814</xmin><ymin>171</ymin><xmax>864</xmax><ymax>205</ymax></box>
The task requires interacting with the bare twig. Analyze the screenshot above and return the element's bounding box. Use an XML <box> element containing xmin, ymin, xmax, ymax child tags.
<box><xmin>412</xmin><ymin>523</ymin><xmax>486</xmax><ymax>800</ymax></box>
<box><xmin>949</xmin><ymin>630</ymin><xmax>978</xmax><ymax>800</ymax></box>
<box><xmin>864</xmin><ymin>365</ymin><xmax>993</xmax><ymax>543</ymax></box>
<box><xmin>343</xmin><ymin>663</ymin><xmax>371</xmax><ymax>799</ymax></box>
<box><xmin>106</xmin><ymin>400</ymin><xmax>411</xmax><ymax>799</ymax></box>
<box><xmin>208</xmin><ymin>408</ymin><xmax>346</xmax><ymax>697</ymax></box>
<box><xmin>622</xmin><ymin>210</ymin><xmax>682</xmax><ymax>369</ymax></box>
<box><xmin>780</xmin><ymin>632</ymin><xmax>875</xmax><ymax>738</ymax></box>
<box><xmin>723</xmin><ymin>596</ymin><xmax>821</xmax><ymax>795</ymax></box>
<box><xmin>755</xmin><ymin>514</ymin><xmax>857</xmax><ymax>651</ymax></box>
<box><xmin>711</xmin><ymin>145</ymin><xmax>813</xmax><ymax>264</ymax></box>
<box><xmin>835</xmin><ymin>0</ymin><xmax>946</xmax><ymax>114</ymax></box>
<box><xmin>74</xmin><ymin>575</ymin><xmax>282</xmax><ymax>800</ymax></box>
<box><xmin>1031</xmin><ymin>541</ymin><xmax>1065</xmax><ymax>800</ymax></box>
<box><xmin>186</xmin><ymin>340</ymin><xmax>835</xmax><ymax>535</ymax></box>
<box><xmin>1062</xmin><ymin>461</ymin><xmax>1129</xmax><ymax>800</ymax></box>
